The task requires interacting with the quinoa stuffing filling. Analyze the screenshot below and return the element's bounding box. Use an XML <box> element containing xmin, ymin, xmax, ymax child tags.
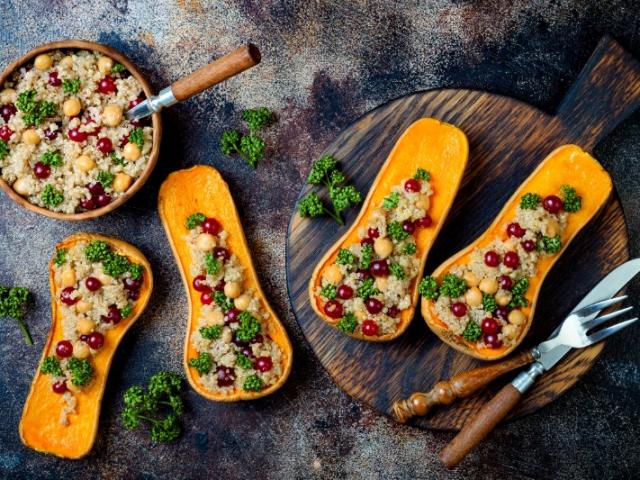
<box><xmin>184</xmin><ymin>213</ymin><xmax>284</xmax><ymax>394</ymax></box>
<box><xmin>420</xmin><ymin>185</ymin><xmax>582</xmax><ymax>350</ymax></box>
<box><xmin>41</xmin><ymin>240</ymin><xmax>145</xmax><ymax>425</ymax></box>
<box><xmin>316</xmin><ymin>168</ymin><xmax>435</xmax><ymax>337</ymax></box>
<box><xmin>0</xmin><ymin>50</ymin><xmax>154</xmax><ymax>213</ymax></box>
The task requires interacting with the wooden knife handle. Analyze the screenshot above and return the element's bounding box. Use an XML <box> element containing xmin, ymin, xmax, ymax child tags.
<box><xmin>171</xmin><ymin>44</ymin><xmax>261</xmax><ymax>101</ymax></box>
<box><xmin>439</xmin><ymin>383</ymin><xmax>522</xmax><ymax>468</ymax></box>
<box><xmin>392</xmin><ymin>350</ymin><xmax>533</xmax><ymax>423</ymax></box>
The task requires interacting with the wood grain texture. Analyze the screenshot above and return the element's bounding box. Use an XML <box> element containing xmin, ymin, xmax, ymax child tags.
<box><xmin>286</xmin><ymin>36</ymin><xmax>639</xmax><ymax>430</ymax></box>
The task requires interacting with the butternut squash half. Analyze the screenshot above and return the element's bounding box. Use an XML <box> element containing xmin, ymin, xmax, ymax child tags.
<box><xmin>158</xmin><ymin>165</ymin><xmax>292</xmax><ymax>401</ymax></box>
<box><xmin>422</xmin><ymin>145</ymin><xmax>612</xmax><ymax>360</ymax></box>
<box><xmin>309</xmin><ymin>118</ymin><xmax>469</xmax><ymax>341</ymax></box>
<box><xmin>20</xmin><ymin>233</ymin><xmax>153</xmax><ymax>459</ymax></box>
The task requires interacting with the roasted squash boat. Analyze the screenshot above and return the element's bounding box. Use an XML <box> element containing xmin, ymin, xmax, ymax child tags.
<box><xmin>308</xmin><ymin>118</ymin><xmax>469</xmax><ymax>340</ymax></box>
<box><xmin>158</xmin><ymin>165</ymin><xmax>292</xmax><ymax>401</ymax></box>
<box><xmin>20</xmin><ymin>233</ymin><xmax>153</xmax><ymax>458</ymax></box>
<box><xmin>421</xmin><ymin>144</ymin><xmax>612</xmax><ymax>359</ymax></box>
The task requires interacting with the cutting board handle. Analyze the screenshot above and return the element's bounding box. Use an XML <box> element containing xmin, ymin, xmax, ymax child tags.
<box><xmin>556</xmin><ymin>35</ymin><xmax>640</xmax><ymax>149</ymax></box>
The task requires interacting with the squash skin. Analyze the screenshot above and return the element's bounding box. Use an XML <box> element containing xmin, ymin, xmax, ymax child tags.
<box><xmin>308</xmin><ymin>118</ymin><xmax>469</xmax><ymax>341</ymax></box>
<box><xmin>19</xmin><ymin>233</ymin><xmax>153</xmax><ymax>459</ymax></box>
<box><xmin>158</xmin><ymin>165</ymin><xmax>293</xmax><ymax>401</ymax></box>
<box><xmin>422</xmin><ymin>144</ymin><xmax>613</xmax><ymax>360</ymax></box>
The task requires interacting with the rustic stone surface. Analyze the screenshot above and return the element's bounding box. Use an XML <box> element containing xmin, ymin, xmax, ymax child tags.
<box><xmin>0</xmin><ymin>1</ymin><xmax>639</xmax><ymax>478</ymax></box>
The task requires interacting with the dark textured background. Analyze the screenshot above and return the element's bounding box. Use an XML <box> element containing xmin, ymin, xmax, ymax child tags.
<box><xmin>1</xmin><ymin>1</ymin><xmax>639</xmax><ymax>479</ymax></box>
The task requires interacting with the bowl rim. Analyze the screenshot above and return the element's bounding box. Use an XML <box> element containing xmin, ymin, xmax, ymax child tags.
<box><xmin>0</xmin><ymin>39</ymin><xmax>163</xmax><ymax>221</ymax></box>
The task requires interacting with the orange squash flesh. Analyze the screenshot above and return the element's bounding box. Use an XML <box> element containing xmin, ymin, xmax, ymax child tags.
<box><xmin>19</xmin><ymin>233</ymin><xmax>153</xmax><ymax>459</ymax></box>
<box><xmin>158</xmin><ymin>165</ymin><xmax>293</xmax><ymax>401</ymax></box>
<box><xmin>309</xmin><ymin>118</ymin><xmax>469</xmax><ymax>341</ymax></box>
<box><xmin>422</xmin><ymin>145</ymin><xmax>613</xmax><ymax>359</ymax></box>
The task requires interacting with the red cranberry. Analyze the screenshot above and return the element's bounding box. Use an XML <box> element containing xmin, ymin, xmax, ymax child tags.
<box><xmin>543</xmin><ymin>195</ymin><xmax>563</xmax><ymax>214</ymax></box>
<box><xmin>324</xmin><ymin>300</ymin><xmax>343</xmax><ymax>319</ymax></box>
<box><xmin>102</xmin><ymin>305</ymin><xmax>122</xmax><ymax>324</ymax></box>
<box><xmin>214</xmin><ymin>247</ymin><xmax>230</xmax><ymax>261</ymax></box>
<box><xmin>52</xmin><ymin>381</ymin><xmax>67</xmax><ymax>394</ymax></box>
<box><xmin>337</xmin><ymin>284</ymin><xmax>353</xmax><ymax>300</ymax></box>
<box><xmin>506</xmin><ymin>222</ymin><xmax>525</xmax><ymax>238</ymax></box>
<box><xmin>79</xmin><ymin>334</ymin><xmax>89</xmax><ymax>342</ymax></box>
<box><xmin>96</xmin><ymin>137</ymin><xmax>113</xmax><ymax>154</ymax></box>
<box><xmin>404</xmin><ymin>178</ymin><xmax>421</xmax><ymax>192</ymax></box>
<box><xmin>55</xmin><ymin>340</ymin><xmax>73</xmax><ymax>357</ymax></box>
<box><xmin>33</xmin><ymin>162</ymin><xmax>51</xmax><ymax>179</ymax></box>
<box><xmin>402</xmin><ymin>220</ymin><xmax>416</xmax><ymax>235</ymax></box>
<box><xmin>484</xmin><ymin>333</ymin><xmax>503</xmax><ymax>349</ymax></box>
<box><xmin>202</xmin><ymin>218</ymin><xmax>221</xmax><ymax>235</ymax></box>
<box><xmin>87</xmin><ymin>181</ymin><xmax>104</xmax><ymax>196</ymax></box>
<box><xmin>68</xmin><ymin>128</ymin><xmax>87</xmax><ymax>142</ymax></box>
<box><xmin>128</xmin><ymin>289</ymin><xmax>140</xmax><ymax>301</ymax></box>
<box><xmin>387</xmin><ymin>305</ymin><xmax>400</xmax><ymax>318</ymax></box>
<box><xmin>484</xmin><ymin>251</ymin><xmax>500</xmax><ymax>267</ymax></box>
<box><xmin>255</xmin><ymin>356</ymin><xmax>273</xmax><ymax>372</ymax></box>
<box><xmin>43</xmin><ymin>126</ymin><xmax>59</xmax><ymax>140</ymax></box>
<box><xmin>522</xmin><ymin>239</ymin><xmax>536</xmax><ymax>252</ymax></box>
<box><xmin>216</xmin><ymin>366</ymin><xmax>236</xmax><ymax>387</ymax></box>
<box><xmin>415</xmin><ymin>215</ymin><xmax>433</xmax><ymax>228</ymax></box>
<box><xmin>481</xmin><ymin>317</ymin><xmax>500</xmax><ymax>335</ymax></box>
<box><xmin>361</xmin><ymin>319</ymin><xmax>379</xmax><ymax>336</ymax></box>
<box><xmin>224</xmin><ymin>308</ymin><xmax>240</xmax><ymax>325</ymax></box>
<box><xmin>367</xmin><ymin>227</ymin><xmax>380</xmax><ymax>238</ymax></box>
<box><xmin>98</xmin><ymin>75</ymin><xmax>117</xmax><ymax>94</ymax></box>
<box><xmin>201</xmin><ymin>291</ymin><xmax>213</xmax><ymax>305</ymax></box>
<box><xmin>192</xmin><ymin>275</ymin><xmax>210</xmax><ymax>293</ymax></box>
<box><xmin>499</xmin><ymin>275</ymin><xmax>513</xmax><ymax>290</ymax></box>
<box><xmin>503</xmin><ymin>251</ymin><xmax>520</xmax><ymax>269</ymax></box>
<box><xmin>213</xmin><ymin>280</ymin><xmax>226</xmax><ymax>292</ymax></box>
<box><xmin>360</xmin><ymin>237</ymin><xmax>374</xmax><ymax>246</ymax></box>
<box><xmin>365</xmin><ymin>297</ymin><xmax>384</xmax><ymax>314</ymax></box>
<box><xmin>85</xmin><ymin>277</ymin><xmax>102</xmax><ymax>291</ymax></box>
<box><xmin>495</xmin><ymin>306</ymin><xmax>510</xmax><ymax>320</ymax></box>
<box><xmin>60</xmin><ymin>287</ymin><xmax>79</xmax><ymax>305</ymax></box>
<box><xmin>119</xmin><ymin>135</ymin><xmax>129</xmax><ymax>147</ymax></box>
<box><xmin>356</xmin><ymin>269</ymin><xmax>372</xmax><ymax>281</ymax></box>
<box><xmin>0</xmin><ymin>125</ymin><xmax>13</xmax><ymax>141</ymax></box>
<box><xmin>123</xmin><ymin>277</ymin><xmax>142</xmax><ymax>291</ymax></box>
<box><xmin>80</xmin><ymin>197</ymin><xmax>96</xmax><ymax>210</ymax></box>
<box><xmin>128</xmin><ymin>96</ymin><xmax>145</xmax><ymax>109</ymax></box>
<box><xmin>370</xmin><ymin>259</ymin><xmax>389</xmax><ymax>277</ymax></box>
<box><xmin>250</xmin><ymin>333</ymin><xmax>264</xmax><ymax>345</ymax></box>
<box><xmin>96</xmin><ymin>193</ymin><xmax>112</xmax><ymax>207</ymax></box>
<box><xmin>0</xmin><ymin>103</ymin><xmax>17</xmax><ymax>122</ymax></box>
<box><xmin>240</xmin><ymin>346</ymin><xmax>255</xmax><ymax>360</ymax></box>
<box><xmin>48</xmin><ymin>71</ymin><xmax>62</xmax><ymax>86</ymax></box>
<box><xmin>87</xmin><ymin>332</ymin><xmax>105</xmax><ymax>349</ymax></box>
<box><xmin>451</xmin><ymin>302</ymin><xmax>467</xmax><ymax>317</ymax></box>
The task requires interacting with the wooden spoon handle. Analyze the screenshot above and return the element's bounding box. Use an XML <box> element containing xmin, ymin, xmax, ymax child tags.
<box><xmin>439</xmin><ymin>383</ymin><xmax>522</xmax><ymax>468</ymax></box>
<box><xmin>392</xmin><ymin>350</ymin><xmax>533</xmax><ymax>423</ymax></box>
<box><xmin>171</xmin><ymin>44</ymin><xmax>261</xmax><ymax>101</ymax></box>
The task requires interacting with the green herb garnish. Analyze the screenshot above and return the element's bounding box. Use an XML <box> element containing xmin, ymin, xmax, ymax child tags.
<box><xmin>236</xmin><ymin>311</ymin><xmax>261</xmax><ymax>342</ymax></box>
<box><xmin>462</xmin><ymin>321</ymin><xmax>482</xmax><ymax>342</ymax></box>
<box><xmin>336</xmin><ymin>248</ymin><xmax>355</xmax><ymax>266</ymax></box>
<box><xmin>111</xmin><ymin>63</ymin><xmax>126</xmax><ymax>74</ymax></box>
<box><xmin>242</xmin><ymin>107</ymin><xmax>274</xmax><ymax>132</ymax></box>
<box><xmin>337</xmin><ymin>312</ymin><xmax>358</xmax><ymax>334</ymax></box>
<box><xmin>0</xmin><ymin>140</ymin><xmax>9</xmax><ymax>161</ymax></box>
<box><xmin>356</xmin><ymin>278</ymin><xmax>380</xmax><ymax>299</ymax></box>
<box><xmin>482</xmin><ymin>294</ymin><xmax>497</xmax><ymax>314</ymax></box>
<box><xmin>403</xmin><ymin>243</ymin><xmax>417</xmax><ymax>255</ymax></box>
<box><xmin>388</xmin><ymin>221</ymin><xmax>409</xmax><ymax>242</ymax></box>
<box><xmin>213</xmin><ymin>291</ymin><xmax>234</xmax><ymax>312</ymax></box>
<box><xmin>128</xmin><ymin>127</ymin><xmax>145</xmax><ymax>149</ymax></box>
<box><xmin>382</xmin><ymin>191</ymin><xmax>400</xmax><ymax>210</ymax></box>
<box><xmin>186</xmin><ymin>212</ymin><xmax>206</xmax><ymax>229</ymax></box>
<box><xmin>41</xmin><ymin>184</ymin><xmax>64</xmax><ymax>207</ymax></box>
<box><xmin>509</xmin><ymin>278</ymin><xmax>530</xmax><ymax>309</ymax></box>
<box><xmin>97</xmin><ymin>171</ymin><xmax>115</xmax><ymax>188</ymax></box>
<box><xmin>120</xmin><ymin>304</ymin><xmax>133</xmax><ymax>318</ymax></box>
<box><xmin>418</xmin><ymin>276</ymin><xmax>439</xmax><ymax>300</ymax></box>
<box><xmin>68</xmin><ymin>357</ymin><xmax>93</xmax><ymax>386</ymax></box>
<box><xmin>62</xmin><ymin>79</ymin><xmax>81</xmax><ymax>94</ymax></box>
<box><xmin>40</xmin><ymin>150</ymin><xmax>63</xmax><ymax>167</ymax></box>
<box><xmin>439</xmin><ymin>274</ymin><xmax>466</xmax><ymax>298</ymax></box>
<box><xmin>54</xmin><ymin>248</ymin><xmax>67</xmax><ymax>266</ymax></box>
<box><xmin>319</xmin><ymin>283</ymin><xmax>337</xmax><ymax>300</ymax></box>
<box><xmin>17</xmin><ymin>90</ymin><xmax>57</xmax><ymax>126</ymax></box>
<box><xmin>41</xmin><ymin>356</ymin><xmax>63</xmax><ymax>376</ymax></box>
<box><xmin>390</xmin><ymin>263</ymin><xmax>405</xmax><ymax>279</ymax></box>
<box><xmin>200</xmin><ymin>325</ymin><xmax>223</xmax><ymax>340</ymax></box>
<box><xmin>560</xmin><ymin>185</ymin><xmax>582</xmax><ymax>213</ymax></box>
<box><xmin>520</xmin><ymin>192</ymin><xmax>542</xmax><ymax>210</ymax></box>
<box><xmin>414</xmin><ymin>168</ymin><xmax>431</xmax><ymax>181</ymax></box>
<box><xmin>243</xmin><ymin>374</ymin><xmax>264</xmax><ymax>392</ymax></box>
<box><xmin>188</xmin><ymin>352</ymin><xmax>213</xmax><ymax>375</ymax></box>
<box><xmin>204</xmin><ymin>252</ymin><xmax>221</xmax><ymax>275</ymax></box>
<box><xmin>236</xmin><ymin>353</ymin><xmax>254</xmax><ymax>370</ymax></box>
<box><xmin>359</xmin><ymin>244</ymin><xmax>374</xmax><ymax>269</ymax></box>
<box><xmin>539</xmin><ymin>235</ymin><xmax>562</xmax><ymax>254</ymax></box>
<box><xmin>0</xmin><ymin>286</ymin><xmax>33</xmax><ymax>345</ymax></box>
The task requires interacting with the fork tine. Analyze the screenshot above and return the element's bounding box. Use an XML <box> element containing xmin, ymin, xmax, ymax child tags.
<box><xmin>582</xmin><ymin>306</ymin><xmax>634</xmax><ymax>330</ymax></box>
<box><xmin>575</xmin><ymin>295</ymin><xmax>628</xmax><ymax>317</ymax></box>
<box><xmin>585</xmin><ymin>318</ymin><xmax>638</xmax><ymax>344</ymax></box>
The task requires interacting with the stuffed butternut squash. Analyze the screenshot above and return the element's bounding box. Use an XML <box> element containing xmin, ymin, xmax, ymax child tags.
<box><xmin>308</xmin><ymin>118</ymin><xmax>469</xmax><ymax>340</ymax></box>
<box><xmin>421</xmin><ymin>144</ymin><xmax>612</xmax><ymax>359</ymax></box>
<box><xmin>158</xmin><ymin>165</ymin><xmax>292</xmax><ymax>401</ymax></box>
<box><xmin>20</xmin><ymin>233</ymin><xmax>153</xmax><ymax>459</ymax></box>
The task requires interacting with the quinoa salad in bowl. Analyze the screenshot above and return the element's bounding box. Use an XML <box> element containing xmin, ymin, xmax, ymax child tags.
<box><xmin>0</xmin><ymin>43</ymin><xmax>158</xmax><ymax>217</ymax></box>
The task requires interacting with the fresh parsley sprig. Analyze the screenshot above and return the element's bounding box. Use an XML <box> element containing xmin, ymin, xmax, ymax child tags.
<box><xmin>220</xmin><ymin>107</ymin><xmax>275</xmax><ymax>169</ymax></box>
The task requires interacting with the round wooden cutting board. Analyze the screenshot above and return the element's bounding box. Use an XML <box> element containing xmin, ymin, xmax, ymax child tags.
<box><xmin>286</xmin><ymin>36</ymin><xmax>640</xmax><ymax>430</ymax></box>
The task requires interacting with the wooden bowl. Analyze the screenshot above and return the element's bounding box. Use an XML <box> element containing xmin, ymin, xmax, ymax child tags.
<box><xmin>0</xmin><ymin>40</ymin><xmax>162</xmax><ymax>221</ymax></box>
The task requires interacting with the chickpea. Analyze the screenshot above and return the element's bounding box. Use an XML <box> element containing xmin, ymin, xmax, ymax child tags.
<box><xmin>415</xmin><ymin>194</ymin><xmax>430</xmax><ymax>211</ymax></box>
<box><xmin>495</xmin><ymin>292</ymin><xmax>512</xmax><ymax>307</ymax></box>
<box><xmin>73</xmin><ymin>341</ymin><xmax>91</xmax><ymax>359</ymax></box>
<box><xmin>97</xmin><ymin>273</ymin><xmax>113</xmax><ymax>285</ymax></box>
<box><xmin>123</xmin><ymin>142</ymin><xmax>141</xmax><ymax>161</ymax></box>
<box><xmin>355</xmin><ymin>310</ymin><xmax>367</xmax><ymax>321</ymax></box>
<box><xmin>22</xmin><ymin>129</ymin><xmax>40</xmax><ymax>145</ymax></box>
<box><xmin>76</xmin><ymin>300</ymin><xmax>93</xmax><ymax>314</ymax></box>
<box><xmin>102</xmin><ymin>104</ymin><xmax>123</xmax><ymax>127</ymax></box>
<box><xmin>370</xmin><ymin>209</ymin><xmax>385</xmax><ymax>223</ymax></box>
<box><xmin>34</xmin><ymin>53</ymin><xmax>53</xmax><ymax>71</ymax></box>
<box><xmin>324</xmin><ymin>264</ymin><xmax>343</xmax><ymax>284</ymax></box>
<box><xmin>463</xmin><ymin>271</ymin><xmax>480</xmax><ymax>287</ymax></box>
<box><xmin>13</xmin><ymin>177</ymin><xmax>31</xmax><ymax>196</ymax></box>
<box><xmin>75</xmin><ymin>154</ymin><xmax>96</xmax><ymax>172</ymax></box>
<box><xmin>375</xmin><ymin>276</ymin><xmax>388</xmax><ymax>292</ymax></box>
<box><xmin>508</xmin><ymin>309</ymin><xmax>527</xmax><ymax>326</ymax></box>
<box><xmin>221</xmin><ymin>326</ymin><xmax>233</xmax><ymax>344</ymax></box>
<box><xmin>234</xmin><ymin>294</ymin><xmax>252</xmax><ymax>311</ymax></box>
<box><xmin>97</xmin><ymin>56</ymin><xmax>114</xmax><ymax>75</ymax></box>
<box><xmin>113</xmin><ymin>173</ymin><xmax>133</xmax><ymax>193</ymax></box>
<box><xmin>61</xmin><ymin>267</ymin><xmax>76</xmax><ymax>287</ymax></box>
<box><xmin>195</xmin><ymin>233</ymin><xmax>216</xmax><ymax>251</ymax></box>
<box><xmin>0</xmin><ymin>88</ymin><xmax>16</xmax><ymax>103</ymax></box>
<box><xmin>224</xmin><ymin>281</ymin><xmax>242</xmax><ymax>299</ymax></box>
<box><xmin>479</xmin><ymin>278</ymin><xmax>499</xmax><ymax>295</ymax></box>
<box><xmin>502</xmin><ymin>324</ymin><xmax>518</xmax><ymax>339</ymax></box>
<box><xmin>544</xmin><ymin>219</ymin><xmax>561</xmax><ymax>238</ymax></box>
<box><xmin>62</xmin><ymin>97</ymin><xmax>82</xmax><ymax>117</ymax></box>
<box><xmin>464</xmin><ymin>287</ymin><xmax>482</xmax><ymax>307</ymax></box>
<box><xmin>76</xmin><ymin>317</ymin><xmax>95</xmax><ymax>335</ymax></box>
<box><xmin>373</xmin><ymin>237</ymin><xmax>394</xmax><ymax>258</ymax></box>
<box><xmin>60</xmin><ymin>55</ymin><xmax>74</xmax><ymax>69</ymax></box>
